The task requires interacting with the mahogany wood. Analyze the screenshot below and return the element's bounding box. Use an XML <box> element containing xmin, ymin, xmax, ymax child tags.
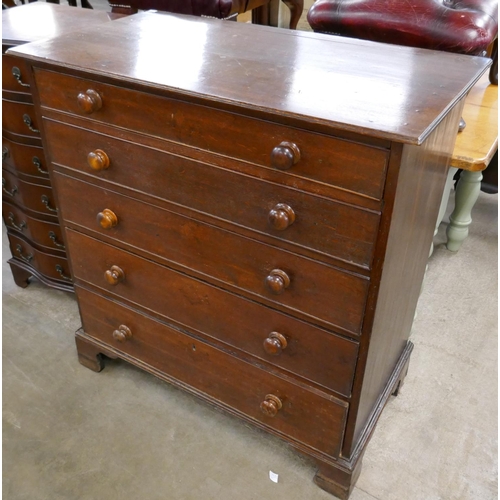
<box><xmin>10</xmin><ymin>12</ymin><xmax>490</xmax><ymax>499</ymax></box>
<box><xmin>2</xmin><ymin>3</ymin><xmax>119</xmax><ymax>291</ymax></box>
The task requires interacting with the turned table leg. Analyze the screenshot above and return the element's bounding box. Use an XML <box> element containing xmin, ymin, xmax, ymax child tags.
<box><xmin>446</xmin><ymin>170</ymin><xmax>483</xmax><ymax>251</ymax></box>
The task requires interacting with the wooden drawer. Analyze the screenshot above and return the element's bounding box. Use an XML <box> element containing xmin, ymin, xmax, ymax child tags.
<box><xmin>46</xmin><ymin>121</ymin><xmax>380</xmax><ymax>269</ymax></box>
<box><xmin>77</xmin><ymin>285</ymin><xmax>349</xmax><ymax>456</ymax></box>
<box><xmin>2</xmin><ymin>54</ymin><xmax>31</xmax><ymax>95</ymax></box>
<box><xmin>55</xmin><ymin>173</ymin><xmax>369</xmax><ymax>335</ymax></box>
<box><xmin>67</xmin><ymin>229</ymin><xmax>359</xmax><ymax>397</ymax></box>
<box><xmin>3</xmin><ymin>201</ymin><xmax>66</xmax><ymax>253</ymax></box>
<box><xmin>2</xmin><ymin>169</ymin><xmax>59</xmax><ymax>219</ymax></box>
<box><xmin>8</xmin><ymin>232</ymin><xmax>72</xmax><ymax>284</ymax></box>
<box><xmin>2</xmin><ymin>136</ymin><xmax>48</xmax><ymax>179</ymax></box>
<box><xmin>3</xmin><ymin>99</ymin><xmax>40</xmax><ymax>138</ymax></box>
<box><xmin>35</xmin><ymin>69</ymin><xmax>389</xmax><ymax>200</ymax></box>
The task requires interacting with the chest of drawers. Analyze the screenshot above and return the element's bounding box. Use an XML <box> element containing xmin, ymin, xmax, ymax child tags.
<box><xmin>2</xmin><ymin>3</ymin><xmax>119</xmax><ymax>290</ymax></box>
<box><xmin>10</xmin><ymin>12</ymin><xmax>489</xmax><ymax>499</ymax></box>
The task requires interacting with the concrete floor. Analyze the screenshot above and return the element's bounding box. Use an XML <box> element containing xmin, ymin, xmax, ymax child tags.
<box><xmin>3</xmin><ymin>2</ymin><xmax>498</xmax><ymax>499</ymax></box>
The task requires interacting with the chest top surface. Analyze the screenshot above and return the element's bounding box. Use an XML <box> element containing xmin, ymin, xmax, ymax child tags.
<box><xmin>9</xmin><ymin>11</ymin><xmax>489</xmax><ymax>144</ymax></box>
<box><xmin>2</xmin><ymin>3</ymin><xmax>115</xmax><ymax>48</ymax></box>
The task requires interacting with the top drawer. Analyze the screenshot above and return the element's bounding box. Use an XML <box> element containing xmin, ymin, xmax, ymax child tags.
<box><xmin>34</xmin><ymin>69</ymin><xmax>389</xmax><ymax>200</ymax></box>
<box><xmin>2</xmin><ymin>55</ymin><xmax>32</xmax><ymax>95</ymax></box>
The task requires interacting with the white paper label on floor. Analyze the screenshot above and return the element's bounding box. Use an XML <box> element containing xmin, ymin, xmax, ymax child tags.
<box><xmin>269</xmin><ymin>471</ymin><xmax>279</xmax><ymax>483</ymax></box>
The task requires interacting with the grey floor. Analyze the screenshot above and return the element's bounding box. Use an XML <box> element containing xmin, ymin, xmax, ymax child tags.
<box><xmin>3</xmin><ymin>2</ymin><xmax>498</xmax><ymax>500</ymax></box>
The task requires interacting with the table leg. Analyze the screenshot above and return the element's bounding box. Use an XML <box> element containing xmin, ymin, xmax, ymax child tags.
<box><xmin>446</xmin><ymin>170</ymin><xmax>483</xmax><ymax>251</ymax></box>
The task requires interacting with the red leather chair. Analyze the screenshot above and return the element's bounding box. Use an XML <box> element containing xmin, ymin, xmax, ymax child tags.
<box><xmin>307</xmin><ymin>0</ymin><xmax>498</xmax><ymax>84</ymax></box>
<box><xmin>108</xmin><ymin>0</ymin><xmax>304</xmax><ymax>29</ymax></box>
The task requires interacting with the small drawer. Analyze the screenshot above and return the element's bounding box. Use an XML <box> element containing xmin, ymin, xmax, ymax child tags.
<box><xmin>55</xmin><ymin>173</ymin><xmax>368</xmax><ymax>335</ymax></box>
<box><xmin>45</xmin><ymin>121</ymin><xmax>380</xmax><ymax>269</ymax></box>
<box><xmin>3</xmin><ymin>99</ymin><xmax>40</xmax><ymax>138</ymax></box>
<box><xmin>35</xmin><ymin>69</ymin><xmax>389</xmax><ymax>199</ymax></box>
<box><xmin>77</xmin><ymin>285</ymin><xmax>349</xmax><ymax>457</ymax></box>
<box><xmin>67</xmin><ymin>229</ymin><xmax>360</xmax><ymax>397</ymax></box>
<box><xmin>8</xmin><ymin>232</ymin><xmax>72</xmax><ymax>284</ymax></box>
<box><xmin>3</xmin><ymin>201</ymin><xmax>66</xmax><ymax>253</ymax></box>
<box><xmin>2</xmin><ymin>55</ymin><xmax>32</xmax><ymax>94</ymax></box>
<box><xmin>2</xmin><ymin>136</ymin><xmax>48</xmax><ymax>179</ymax></box>
<box><xmin>2</xmin><ymin>169</ymin><xmax>59</xmax><ymax>219</ymax></box>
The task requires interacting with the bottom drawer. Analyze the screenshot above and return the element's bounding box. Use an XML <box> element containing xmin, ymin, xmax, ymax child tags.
<box><xmin>77</xmin><ymin>285</ymin><xmax>349</xmax><ymax>458</ymax></box>
<box><xmin>8</xmin><ymin>233</ymin><xmax>72</xmax><ymax>284</ymax></box>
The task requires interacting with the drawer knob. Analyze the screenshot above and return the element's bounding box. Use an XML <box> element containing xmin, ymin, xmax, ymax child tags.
<box><xmin>260</xmin><ymin>394</ymin><xmax>283</xmax><ymax>417</ymax></box>
<box><xmin>268</xmin><ymin>203</ymin><xmax>295</xmax><ymax>230</ymax></box>
<box><xmin>265</xmin><ymin>269</ymin><xmax>290</xmax><ymax>295</ymax></box>
<box><xmin>77</xmin><ymin>89</ymin><xmax>103</xmax><ymax>114</ymax></box>
<box><xmin>271</xmin><ymin>141</ymin><xmax>301</xmax><ymax>170</ymax></box>
<box><xmin>33</xmin><ymin>156</ymin><xmax>48</xmax><ymax>175</ymax></box>
<box><xmin>97</xmin><ymin>209</ymin><xmax>118</xmax><ymax>229</ymax></box>
<box><xmin>87</xmin><ymin>149</ymin><xmax>110</xmax><ymax>171</ymax></box>
<box><xmin>3</xmin><ymin>146</ymin><xmax>9</xmax><ymax>161</ymax></box>
<box><xmin>263</xmin><ymin>332</ymin><xmax>288</xmax><ymax>356</ymax></box>
<box><xmin>112</xmin><ymin>324</ymin><xmax>132</xmax><ymax>342</ymax></box>
<box><xmin>105</xmin><ymin>265</ymin><xmax>125</xmax><ymax>285</ymax></box>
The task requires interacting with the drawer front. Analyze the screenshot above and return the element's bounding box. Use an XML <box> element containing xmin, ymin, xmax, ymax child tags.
<box><xmin>3</xmin><ymin>99</ymin><xmax>40</xmax><ymax>138</ymax></box>
<box><xmin>3</xmin><ymin>201</ymin><xmax>66</xmax><ymax>253</ymax></box>
<box><xmin>8</xmin><ymin>233</ymin><xmax>72</xmax><ymax>284</ymax></box>
<box><xmin>77</xmin><ymin>285</ymin><xmax>348</xmax><ymax>457</ymax></box>
<box><xmin>2</xmin><ymin>136</ymin><xmax>49</xmax><ymax>179</ymax></box>
<box><xmin>67</xmin><ymin>229</ymin><xmax>359</xmax><ymax>397</ymax></box>
<box><xmin>55</xmin><ymin>173</ymin><xmax>368</xmax><ymax>334</ymax></box>
<box><xmin>35</xmin><ymin>69</ymin><xmax>389</xmax><ymax>199</ymax></box>
<box><xmin>46</xmin><ymin>121</ymin><xmax>380</xmax><ymax>269</ymax></box>
<box><xmin>2</xmin><ymin>169</ymin><xmax>59</xmax><ymax>219</ymax></box>
<box><xmin>2</xmin><ymin>55</ymin><xmax>32</xmax><ymax>95</ymax></box>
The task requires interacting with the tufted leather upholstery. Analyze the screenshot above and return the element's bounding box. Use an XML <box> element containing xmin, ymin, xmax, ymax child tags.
<box><xmin>108</xmin><ymin>0</ymin><xmax>304</xmax><ymax>29</ymax></box>
<box><xmin>307</xmin><ymin>0</ymin><xmax>498</xmax><ymax>56</ymax></box>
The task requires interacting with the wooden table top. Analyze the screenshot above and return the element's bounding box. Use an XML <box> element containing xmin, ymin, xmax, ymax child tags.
<box><xmin>8</xmin><ymin>11</ymin><xmax>490</xmax><ymax>145</ymax></box>
<box><xmin>451</xmin><ymin>73</ymin><xmax>498</xmax><ymax>172</ymax></box>
<box><xmin>2</xmin><ymin>3</ymin><xmax>120</xmax><ymax>48</ymax></box>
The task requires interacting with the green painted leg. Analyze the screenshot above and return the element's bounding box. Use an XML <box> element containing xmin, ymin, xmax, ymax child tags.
<box><xmin>446</xmin><ymin>170</ymin><xmax>483</xmax><ymax>252</ymax></box>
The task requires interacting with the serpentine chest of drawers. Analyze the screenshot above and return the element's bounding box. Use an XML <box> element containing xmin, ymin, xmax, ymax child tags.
<box><xmin>10</xmin><ymin>13</ymin><xmax>489</xmax><ymax>498</ymax></box>
<box><xmin>2</xmin><ymin>3</ymin><xmax>119</xmax><ymax>291</ymax></box>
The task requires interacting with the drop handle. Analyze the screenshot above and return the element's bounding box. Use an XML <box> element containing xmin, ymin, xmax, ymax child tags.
<box><xmin>77</xmin><ymin>89</ymin><xmax>103</xmax><ymax>114</ymax></box>
<box><xmin>23</xmin><ymin>114</ymin><xmax>39</xmax><ymax>133</ymax></box>
<box><xmin>97</xmin><ymin>209</ymin><xmax>118</xmax><ymax>229</ymax></box>
<box><xmin>265</xmin><ymin>269</ymin><xmax>290</xmax><ymax>295</ymax></box>
<box><xmin>260</xmin><ymin>394</ymin><xmax>283</xmax><ymax>417</ymax></box>
<box><xmin>263</xmin><ymin>332</ymin><xmax>288</xmax><ymax>356</ymax></box>
<box><xmin>112</xmin><ymin>325</ymin><xmax>132</xmax><ymax>342</ymax></box>
<box><xmin>12</xmin><ymin>66</ymin><xmax>30</xmax><ymax>87</ymax></box>
<box><xmin>105</xmin><ymin>265</ymin><xmax>125</xmax><ymax>285</ymax></box>
<box><xmin>268</xmin><ymin>203</ymin><xmax>295</xmax><ymax>230</ymax></box>
<box><xmin>87</xmin><ymin>149</ymin><xmax>110</xmax><ymax>171</ymax></box>
<box><xmin>270</xmin><ymin>141</ymin><xmax>301</xmax><ymax>170</ymax></box>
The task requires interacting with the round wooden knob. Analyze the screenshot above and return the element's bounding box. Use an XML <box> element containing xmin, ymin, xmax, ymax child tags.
<box><xmin>260</xmin><ymin>394</ymin><xmax>282</xmax><ymax>417</ymax></box>
<box><xmin>271</xmin><ymin>141</ymin><xmax>300</xmax><ymax>170</ymax></box>
<box><xmin>265</xmin><ymin>269</ymin><xmax>290</xmax><ymax>295</ymax></box>
<box><xmin>268</xmin><ymin>203</ymin><xmax>295</xmax><ymax>231</ymax></box>
<box><xmin>77</xmin><ymin>89</ymin><xmax>103</xmax><ymax>114</ymax></box>
<box><xmin>263</xmin><ymin>332</ymin><xmax>288</xmax><ymax>356</ymax></box>
<box><xmin>87</xmin><ymin>149</ymin><xmax>110</xmax><ymax>171</ymax></box>
<box><xmin>105</xmin><ymin>265</ymin><xmax>125</xmax><ymax>285</ymax></box>
<box><xmin>97</xmin><ymin>208</ymin><xmax>118</xmax><ymax>229</ymax></box>
<box><xmin>112</xmin><ymin>324</ymin><xmax>132</xmax><ymax>342</ymax></box>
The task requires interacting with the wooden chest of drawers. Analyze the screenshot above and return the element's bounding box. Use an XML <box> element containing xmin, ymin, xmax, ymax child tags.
<box><xmin>10</xmin><ymin>12</ymin><xmax>489</xmax><ymax>498</ymax></box>
<box><xmin>2</xmin><ymin>3</ymin><xmax>118</xmax><ymax>290</ymax></box>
